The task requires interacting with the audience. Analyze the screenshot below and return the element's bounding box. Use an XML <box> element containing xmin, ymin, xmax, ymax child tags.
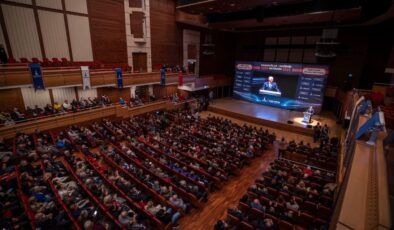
<box><xmin>0</xmin><ymin>106</ymin><xmax>338</xmax><ymax>229</ymax></box>
<box><xmin>0</xmin><ymin>96</ymin><xmax>113</xmax><ymax>126</ymax></box>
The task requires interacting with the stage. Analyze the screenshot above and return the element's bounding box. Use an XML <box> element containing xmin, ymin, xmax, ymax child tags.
<box><xmin>208</xmin><ymin>98</ymin><xmax>331</xmax><ymax>136</ymax></box>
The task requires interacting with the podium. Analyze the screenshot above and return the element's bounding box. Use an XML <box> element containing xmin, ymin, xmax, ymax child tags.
<box><xmin>259</xmin><ymin>89</ymin><xmax>282</xmax><ymax>96</ymax></box>
<box><xmin>302</xmin><ymin>112</ymin><xmax>313</xmax><ymax>123</ymax></box>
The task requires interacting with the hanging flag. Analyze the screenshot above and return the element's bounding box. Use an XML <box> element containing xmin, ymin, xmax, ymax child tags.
<box><xmin>160</xmin><ymin>68</ymin><xmax>166</xmax><ymax>85</ymax></box>
<box><xmin>115</xmin><ymin>68</ymin><xmax>123</xmax><ymax>88</ymax></box>
<box><xmin>81</xmin><ymin>66</ymin><xmax>91</xmax><ymax>89</ymax></box>
<box><xmin>178</xmin><ymin>71</ymin><xmax>183</xmax><ymax>86</ymax></box>
<box><xmin>29</xmin><ymin>63</ymin><xmax>44</xmax><ymax>90</ymax></box>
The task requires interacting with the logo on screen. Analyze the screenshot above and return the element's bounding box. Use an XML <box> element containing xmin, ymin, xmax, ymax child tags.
<box><xmin>302</xmin><ymin>68</ymin><xmax>327</xmax><ymax>76</ymax></box>
<box><xmin>236</xmin><ymin>64</ymin><xmax>253</xmax><ymax>70</ymax></box>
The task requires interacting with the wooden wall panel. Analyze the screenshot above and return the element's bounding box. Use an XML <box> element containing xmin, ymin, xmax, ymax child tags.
<box><xmin>0</xmin><ymin>88</ymin><xmax>25</xmax><ymax>111</ymax></box>
<box><xmin>128</xmin><ymin>0</ymin><xmax>142</xmax><ymax>8</ymax></box>
<box><xmin>199</xmin><ymin>30</ymin><xmax>235</xmax><ymax>76</ymax></box>
<box><xmin>87</xmin><ymin>0</ymin><xmax>127</xmax><ymax>64</ymax></box>
<box><xmin>150</xmin><ymin>0</ymin><xmax>180</xmax><ymax>68</ymax></box>
<box><xmin>97</xmin><ymin>87</ymin><xmax>130</xmax><ymax>103</ymax></box>
<box><xmin>130</xmin><ymin>11</ymin><xmax>144</xmax><ymax>38</ymax></box>
<box><xmin>153</xmin><ymin>84</ymin><xmax>177</xmax><ymax>99</ymax></box>
<box><xmin>132</xmin><ymin>52</ymin><xmax>147</xmax><ymax>72</ymax></box>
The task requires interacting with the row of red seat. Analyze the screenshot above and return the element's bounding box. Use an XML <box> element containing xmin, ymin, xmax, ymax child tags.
<box><xmin>84</xmin><ymin>154</ymin><xmax>166</xmax><ymax>229</ymax></box>
<box><xmin>13</xmin><ymin>135</ymin><xmax>84</xmax><ymax>230</ymax></box>
<box><xmin>4</xmin><ymin>57</ymin><xmax>132</xmax><ymax>71</ymax></box>
<box><xmin>95</xmin><ymin>121</ymin><xmax>204</xmax><ymax>207</ymax></box>
<box><xmin>38</xmin><ymin>160</ymin><xmax>83</xmax><ymax>230</ymax></box>
<box><xmin>15</xmin><ymin>166</ymin><xmax>36</xmax><ymax>230</ymax></box>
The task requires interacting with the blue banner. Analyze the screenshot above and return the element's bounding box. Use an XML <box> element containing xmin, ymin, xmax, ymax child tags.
<box><xmin>115</xmin><ymin>68</ymin><xmax>123</xmax><ymax>88</ymax></box>
<box><xmin>29</xmin><ymin>63</ymin><xmax>44</xmax><ymax>90</ymax></box>
<box><xmin>160</xmin><ymin>68</ymin><xmax>166</xmax><ymax>85</ymax></box>
<box><xmin>356</xmin><ymin>112</ymin><xmax>381</xmax><ymax>140</ymax></box>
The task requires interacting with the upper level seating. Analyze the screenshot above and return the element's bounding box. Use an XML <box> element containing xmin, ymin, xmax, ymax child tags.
<box><xmin>0</xmin><ymin>96</ymin><xmax>112</xmax><ymax>126</ymax></box>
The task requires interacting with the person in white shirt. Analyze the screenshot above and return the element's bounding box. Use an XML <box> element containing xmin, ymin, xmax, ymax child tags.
<box><xmin>62</xmin><ymin>100</ymin><xmax>71</xmax><ymax>110</ymax></box>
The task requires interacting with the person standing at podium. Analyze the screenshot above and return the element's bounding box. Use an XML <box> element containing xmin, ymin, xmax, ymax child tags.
<box><xmin>263</xmin><ymin>76</ymin><xmax>280</xmax><ymax>92</ymax></box>
<box><xmin>307</xmin><ymin>106</ymin><xmax>315</xmax><ymax>114</ymax></box>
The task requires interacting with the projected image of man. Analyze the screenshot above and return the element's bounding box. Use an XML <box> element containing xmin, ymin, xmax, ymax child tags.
<box><xmin>263</xmin><ymin>76</ymin><xmax>280</xmax><ymax>92</ymax></box>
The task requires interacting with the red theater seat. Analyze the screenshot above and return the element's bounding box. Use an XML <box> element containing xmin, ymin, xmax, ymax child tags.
<box><xmin>52</xmin><ymin>58</ymin><xmax>61</xmax><ymax>66</ymax></box>
<box><xmin>61</xmin><ymin>57</ymin><xmax>71</xmax><ymax>66</ymax></box>
<box><xmin>265</xmin><ymin>213</ymin><xmax>278</xmax><ymax>225</ymax></box>
<box><xmin>316</xmin><ymin>205</ymin><xmax>332</xmax><ymax>220</ymax></box>
<box><xmin>20</xmin><ymin>57</ymin><xmax>30</xmax><ymax>63</ymax></box>
<box><xmin>7</xmin><ymin>57</ymin><xmax>17</xmax><ymax>63</ymax></box>
<box><xmin>42</xmin><ymin>58</ymin><xmax>52</xmax><ymax>67</ymax></box>
<box><xmin>296</xmin><ymin>212</ymin><xmax>314</xmax><ymax>228</ymax></box>
<box><xmin>31</xmin><ymin>57</ymin><xmax>41</xmax><ymax>63</ymax></box>
<box><xmin>278</xmin><ymin>220</ymin><xmax>294</xmax><ymax>230</ymax></box>
<box><xmin>239</xmin><ymin>221</ymin><xmax>254</xmax><ymax>230</ymax></box>
<box><xmin>303</xmin><ymin>201</ymin><xmax>317</xmax><ymax>215</ymax></box>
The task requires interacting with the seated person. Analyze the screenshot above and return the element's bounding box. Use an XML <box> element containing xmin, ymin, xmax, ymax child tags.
<box><xmin>33</xmin><ymin>105</ymin><xmax>44</xmax><ymax>116</ymax></box>
<box><xmin>53</xmin><ymin>102</ymin><xmax>62</xmax><ymax>112</ymax></box>
<box><xmin>119</xmin><ymin>97</ymin><xmax>126</xmax><ymax>106</ymax></box>
<box><xmin>44</xmin><ymin>104</ymin><xmax>54</xmax><ymax>114</ymax></box>
<box><xmin>62</xmin><ymin>100</ymin><xmax>71</xmax><ymax>111</ymax></box>
<box><xmin>10</xmin><ymin>107</ymin><xmax>24</xmax><ymax>121</ymax></box>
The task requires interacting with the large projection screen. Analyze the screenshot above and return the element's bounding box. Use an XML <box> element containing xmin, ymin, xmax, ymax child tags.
<box><xmin>233</xmin><ymin>61</ymin><xmax>329</xmax><ymax>112</ymax></box>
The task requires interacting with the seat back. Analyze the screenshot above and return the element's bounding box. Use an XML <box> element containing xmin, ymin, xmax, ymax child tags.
<box><xmin>296</xmin><ymin>212</ymin><xmax>314</xmax><ymax>228</ymax></box>
<box><xmin>303</xmin><ymin>201</ymin><xmax>317</xmax><ymax>215</ymax></box>
<box><xmin>31</xmin><ymin>57</ymin><xmax>40</xmax><ymax>63</ymax></box>
<box><xmin>227</xmin><ymin>213</ymin><xmax>240</xmax><ymax>226</ymax></box>
<box><xmin>278</xmin><ymin>220</ymin><xmax>294</xmax><ymax>230</ymax></box>
<box><xmin>317</xmin><ymin>205</ymin><xmax>332</xmax><ymax>220</ymax></box>
<box><xmin>239</xmin><ymin>221</ymin><xmax>254</xmax><ymax>230</ymax></box>
<box><xmin>20</xmin><ymin>57</ymin><xmax>30</xmax><ymax>63</ymax></box>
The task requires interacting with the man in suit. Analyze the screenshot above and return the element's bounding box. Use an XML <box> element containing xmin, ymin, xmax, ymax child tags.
<box><xmin>263</xmin><ymin>76</ymin><xmax>280</xmax><ymax>92</ymax></box>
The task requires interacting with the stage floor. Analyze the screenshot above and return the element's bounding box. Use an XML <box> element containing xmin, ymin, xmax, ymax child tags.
<box><xmin>208</xmin><ymin>98</ymin><xmax>337</xmax><ymax>136</ymax></box>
